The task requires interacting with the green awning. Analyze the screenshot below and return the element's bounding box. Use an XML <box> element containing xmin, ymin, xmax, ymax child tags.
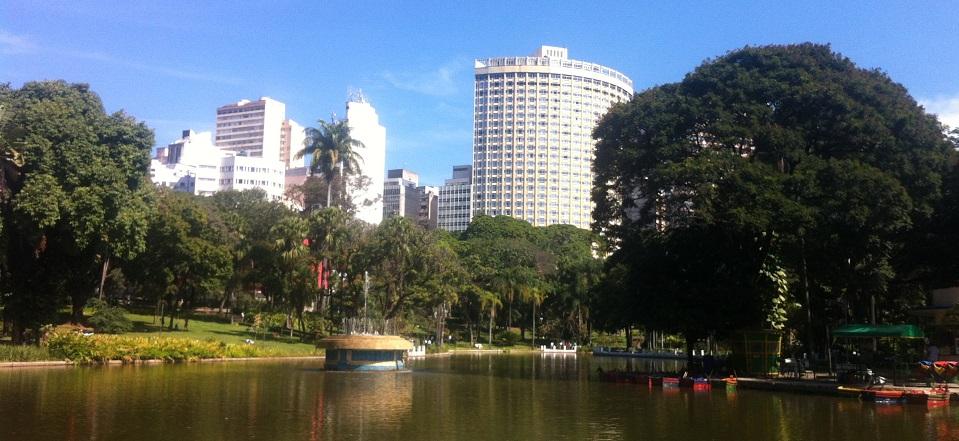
<box><xmin>832</xmin><ymin>324</ymin><xmax>925</xmax><ymax>339</ymax></box>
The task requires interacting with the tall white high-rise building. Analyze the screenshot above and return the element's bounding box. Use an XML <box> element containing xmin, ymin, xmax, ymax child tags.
<box><xmin>438</xmin><ymin>165</ymin><xmax>473</xmax><ymax>232</ymax></box>
<box><xmin>346</xmin><ymin>91</ymin><xmax>386</xmax><ymax>225</ymax></box>
<box><xmin>471</xmin><ymin>45</ymin><xmax>633</xmax><ymax>229</ymax></box>
<box><xmin>215</xmin><ymin>97</ymin><xmax>286</xmax><ymax>161</ymax></box>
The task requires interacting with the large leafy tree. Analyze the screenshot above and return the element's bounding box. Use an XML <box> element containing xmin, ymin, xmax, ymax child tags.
<box><xmin>360</xmin><ymin>216</ymin><xmax>454</xmax><ymax>320</ymax></box>
<box><xmin>592</xmin><ymin>44</ymin><xmax>955</xmax><ymax>353</ymax></box>
<box><xmin>205</xmin><ymin>189</ymin><xmax>292</xmax><ymax>311</ymax></box>
<box><xmin>306</xmin><ymin>207</ymin><xmax>369</xmax><ymax>319</ymax></box>
<box><xmin>295</xmin><ymin>118</ymin><xmax>364</xmax><ymax>209</ymax></box>
<box><xmin>460</xmin><ymin>216</ymin><xmax>539</xmax><ymax>331</ymax></box>
<box><xmin>124</xmin><ymin>189</ymin><xmax>232</xmax><ymax>330</ymax></box>
<box><xmin>0</xmin><ymin>81</ymin><xmax>153</xmax><ymax>341</ymax></box>
<box><xmin>271</xmin><ymin>215</ymin><xmax>317</xmax><ymax>333</ymax></box>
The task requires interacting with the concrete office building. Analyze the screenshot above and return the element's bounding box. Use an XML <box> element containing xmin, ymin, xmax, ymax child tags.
<box><xmin>383</xmin><ymin>169</ymin><xmax>420</xmax><ymax>220</ymax></box>
<box><xmin>280</xmin><ymin>118</ymin><xmax>306</xmax><ymax>169</ymax></box>
<box><xmin>438</xmin><ymin>165</ymin><xmax>473</xmax><ymax>232</ymax></box>
<box><xmin>346</xmin><ymin>92</ymin><xmax>387</xmax><ymax>225</ymax></box>
<box><xmin>215</xmin><ymin>97</ymin><xmax>286</xmax><ymax>161</ymax></box>
<box><xmin>471</xmin><ymin>45</ymin><xmax>633</xmax><ymax>229</ymax></box>
<box><xmin>417</xmin><ymin>185</ymin><xmax>439</xmax><ymax>230</ymax></box>
<box><xmin>149</xmin><ymin>130</ymin><xmax>221</xmax><ymax>196</ymax></box>
<box><xmin>150</xmin><ymin>129</ymin><xmax>286</xmax><ymax>201</ymax></box>
<box><xmin>218</xmin><ymin>154</ymin><xmax>286</xmax><ymax>201</ymax></box>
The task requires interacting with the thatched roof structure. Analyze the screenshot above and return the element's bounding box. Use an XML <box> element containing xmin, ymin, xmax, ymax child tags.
<box><xmin>319</xmin><ymin>335</ymin><xmax>413</xmax><ymax>351</ymax></box>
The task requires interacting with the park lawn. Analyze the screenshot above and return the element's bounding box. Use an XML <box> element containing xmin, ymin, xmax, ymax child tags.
<box><xmin>123</xmin><ymin>312</ymin><xmax>320</xmax><ymax>357</ymax></box>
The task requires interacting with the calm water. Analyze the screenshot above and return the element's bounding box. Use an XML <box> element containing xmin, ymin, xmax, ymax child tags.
<box><xmin>0</xmin><ymin>353</ymin><xmax>956</xmax><ymax>440</ymax></box>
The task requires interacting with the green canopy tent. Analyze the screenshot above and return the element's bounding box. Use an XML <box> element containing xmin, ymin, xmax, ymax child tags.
<box><xmin>830</xmin><ymin>324</ymin><xmax>925</xmax><ymax>385</ymax></box>
<box><xmin>832</xmin><ymin>324</ymin><xmax>925</xmax><ymax>339</ymax></box>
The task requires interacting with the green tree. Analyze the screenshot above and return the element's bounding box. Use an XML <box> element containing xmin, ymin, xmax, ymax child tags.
<box><xmin>592</xmin><ymin>43</ymin><xmax>954</xmax><ymax>354</ymax></box>
<box><xmin>271</xmin><ymin>215</ymin><xmax>317</xmax><ymax>335</ymax></box>
<box><xmin>0</xmin><ymin>81</ymin><xmax>152</xmax><ymax>342</ymax></box>
<box><xmin>205</xmin><ymin>189</ymin><xmax>292</xmax><ymax>312</ymax></box>
<box><xmin>295</xmin><ymin>118</ymin><xmax>364</xmax><ymax>209</ymax></box>
<box><xmin>359</xmin><ymin>217</ymin><xmax>450</xmax><ymax>320</ymax></box>
<box><xmin>125</xmin><ymin>189</ymin><xmax>232</xmax><ymax>330</ymax></box>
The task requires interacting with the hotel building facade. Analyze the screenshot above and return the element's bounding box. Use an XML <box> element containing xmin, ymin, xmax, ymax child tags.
<box><xmin>471</xmin><ymin>45</ymin><xmax>633</xmax><ymax>229</ymax></box>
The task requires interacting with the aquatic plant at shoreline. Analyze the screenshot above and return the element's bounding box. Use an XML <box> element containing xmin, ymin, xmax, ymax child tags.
<box><xmin>0</xmin><ymin>345</ymin><xmax>55</xmax><ymax>362</ymax></box>
<box><xmin>44</xmin><ymin>330</ymin><xmax>272</xmax><ymax>363</ymax></box>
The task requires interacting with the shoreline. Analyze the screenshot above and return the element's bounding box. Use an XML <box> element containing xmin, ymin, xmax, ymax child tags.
<box><xmin>0</xmin><ymin>355</ymin><xmax>325</xmax><ymax>369</ymax></box>
<box><xmin>0</xmin><ymin>348</ymin><xmax>532</xmax><ymax>369</ymax></box>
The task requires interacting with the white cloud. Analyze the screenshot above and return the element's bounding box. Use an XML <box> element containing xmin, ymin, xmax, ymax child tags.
<box><xmin>0</xmin><ymin>28</ymin><xmax>241</xmax><ymax>85</ymax></box>
<box><xmin>921</xmin><ymin>96</ymin><xmax>959</xmax><ymax>130</ymax></box>
<box><xmin>381</xmin><ymin>59</ymin><xmax>466</xmax><ymax>96</ymax></box>
<box><xmin>0</xmin><ymin>30</ymin><xmax>38</xmax><ymax>55</ymax></box>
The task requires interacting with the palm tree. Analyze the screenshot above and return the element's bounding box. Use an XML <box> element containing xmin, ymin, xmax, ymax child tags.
<box><xmin>295</xmin><ymin>118</ymin><xmax>364</xmax><ymax>209</ymax></box>
<box><xmin>271</xmin><ymin>216</ymin><xmax>312</xmax><ymax>336</ymax></box>
<box><xmin>479</xmin><ymin>290</ymin><xmax>503</xmax><ymax>346</ymax></box>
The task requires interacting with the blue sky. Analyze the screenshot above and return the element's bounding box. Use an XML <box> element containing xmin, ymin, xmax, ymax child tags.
<box><xmin>3</xmin><ymin>0</ymin><xmax>958</xmax><ymax>186</ymax></box>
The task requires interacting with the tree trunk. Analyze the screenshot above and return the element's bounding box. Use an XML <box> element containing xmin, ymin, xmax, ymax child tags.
<box><xmin>98</xmin><ymin>256</ymin><xmax>111</xmax><ymax>301</ymax></box>
<box><xmin>71</xmin><ymin>292</ymin><xmax>86</xmax><ymax>325</ymax></box>
<box><xmin>337</xmin><ymin>161</ymin><xmax>344</xmax><ymax>208</ymax></box>
<box><xmin>326</xmin><ymin>181</ymin><xmax>332</xmax><ymax>208</ymax></box>
<box><xmin>167</xmin><ymin>297</ymin><xmax>177</xmax><ymax>330</ymax></box>
<box><xmin>801</xmin><ymin>237</ymin><xmax>815</xmax><ymax>357</ymax></box>
<box><xmin>488</xmin><ymin>306</ymin><xmax>494</xmax><ymax>346</ymax></box>
<box><xmin>11</xmin><ymin>322</ymin><xmax>25</xmax><ymax>345</ymax></box>
<box><xmin>625</xmin><ymin>325</ymin><xmax>632</xmax><ymax>349</ymax></box>
<box><xmin>507</xmin><ymin>292</ymin><xmax>513</xmax><ymax>330</ymax></box>
<box><xmin>531</xmin><ymin>302</ymin><xmax>536</xmax><ymax>348</ymax></box>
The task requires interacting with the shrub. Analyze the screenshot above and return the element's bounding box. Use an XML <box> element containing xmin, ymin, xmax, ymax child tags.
<box><xmin>86</xmin><ymin>298</ymin><xmax>133</xmax><ymax>334</ymax></box>
<box><xmin>43</xmin><ymin>330</ymin><xmax>274</xmax><ymax>363</ymax></box>
<box><xmin>496</xmin><ymin>330</ymin><xmax>520</xmax><ymax>346</ymax></box>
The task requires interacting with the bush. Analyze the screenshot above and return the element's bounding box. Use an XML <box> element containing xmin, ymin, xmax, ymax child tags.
<box><xmin>86</xmin><ymin>298</ymin><xmax>133</xmax><ymax>334</ymax></box>
<box><xmin>43</xmin><ymin>330</ymin><xmax>275</xmax><ymax>363</ymax></box>
<box><xmin>496</xmin><ymin>330</ymin><xmax>521</xmax><ymax>346</ymax></box>
<box><xmin>0</xmin><ymin>344</ymin><xmax>54</xmax><ymax>362</ymax></box>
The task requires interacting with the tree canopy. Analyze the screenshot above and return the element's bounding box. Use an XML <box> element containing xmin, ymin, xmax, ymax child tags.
<box><xmin>592</xmin><ymin>43</ymin><xmax>957</xmax><ymax>353</ymax></box>
<box><xmin>0</xmin><ymin>81</ymin><xmax>153</xmax><ymax>342</ymax></box>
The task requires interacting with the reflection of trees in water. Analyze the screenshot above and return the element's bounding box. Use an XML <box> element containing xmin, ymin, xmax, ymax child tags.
<box><xmin>3</xmin><ymin>357</ymin><xmax>958</xmax><ymax>440</ymax></box>
<box><xmin>317</xmin><ymin>372</ymin><xmax>412</xmax><ymax>438</ymax></box>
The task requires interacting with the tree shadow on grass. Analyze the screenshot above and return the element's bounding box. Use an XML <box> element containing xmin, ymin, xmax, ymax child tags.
<box><xmin>207</xmin><ymin>329</ymin><xmax>255</xmax><ymax>338</ymax></box>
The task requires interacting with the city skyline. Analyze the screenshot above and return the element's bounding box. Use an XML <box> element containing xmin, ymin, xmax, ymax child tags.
<box><xmin>4</xmin><ymin>1</ymin><xmax>959</xmax><ymax>186</ymax></box>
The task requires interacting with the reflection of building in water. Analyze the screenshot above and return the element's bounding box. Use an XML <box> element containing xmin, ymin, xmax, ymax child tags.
<box><xmin>315</xmin><ymin>371</ymin><xmax>412</xmax><ymax>438</ymax></box>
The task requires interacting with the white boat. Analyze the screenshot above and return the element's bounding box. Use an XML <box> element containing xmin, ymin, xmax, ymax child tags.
<box><xmin>591</xmin><ymin>347</ymin><xmax>687</xmax><ymax>360</ymax></box>
<box><xmin>541</xmin><ymin>343</ymin><xmax>578</xmax><ymax>354</ymax></box>
<box><xmin>407</xmin><ymin>345</ymin><xmax>426</xmax><ymax>358</ymax></box>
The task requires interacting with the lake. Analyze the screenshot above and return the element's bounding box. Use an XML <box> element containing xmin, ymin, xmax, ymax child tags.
<box><xmin>0</xmin><ymin>353</ymin><xmax>954</xmax><ymax>440</ymax></box>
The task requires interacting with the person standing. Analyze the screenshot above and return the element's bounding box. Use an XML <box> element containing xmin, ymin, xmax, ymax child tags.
<box><xmin>926</xmin><ymin>340</ymin><xmax>940</xmax><ymax>362</ymax></box>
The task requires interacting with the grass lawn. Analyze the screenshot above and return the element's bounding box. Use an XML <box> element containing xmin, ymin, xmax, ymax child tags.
<box><xmin>123</xmin><ymin>312</ymin><xmax>320</xmax><ymax>357</ymax></box>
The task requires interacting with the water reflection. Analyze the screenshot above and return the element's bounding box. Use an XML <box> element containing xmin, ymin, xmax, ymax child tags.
<box><xmin>316</xmin><ymin>372</ymin><xmax>412</xmax><ymax>439</ymax></box>
<box><xmin>0</xmin><ymin>355</ymin><xmax>956</xmax><ymax>440</ymax></box>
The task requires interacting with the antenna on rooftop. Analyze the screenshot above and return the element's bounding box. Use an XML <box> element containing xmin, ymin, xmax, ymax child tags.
<box><xmin>347</xmin><ymin>87</ymin><xmax>368</xmax><ymax>104</ymax></box>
